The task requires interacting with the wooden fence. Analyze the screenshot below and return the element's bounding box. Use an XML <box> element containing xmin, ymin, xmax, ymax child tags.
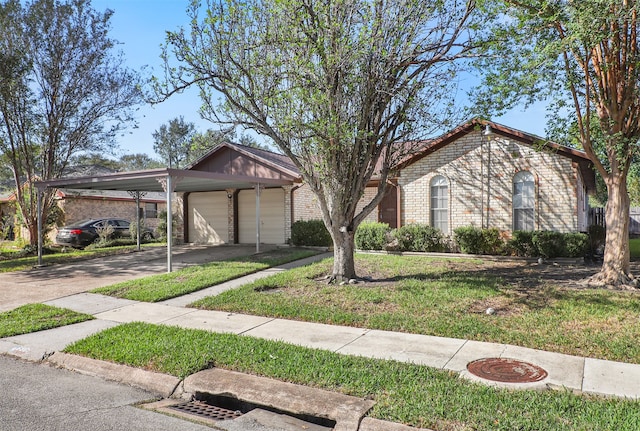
<box><xmin>589</xmin><ymin>207</ymin><xmax>640</xmax><ymax>234</ymax></box>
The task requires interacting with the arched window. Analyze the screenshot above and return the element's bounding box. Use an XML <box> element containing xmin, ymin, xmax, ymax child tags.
<box><xmin>430</xmin><ymin>175</ymin><xmax>449</xmax><ymax>233</ymax></box>
<box><xmin>513</xmin><ymin>171</ymin><xmax>535</xmax><ymax>231</ymax></box>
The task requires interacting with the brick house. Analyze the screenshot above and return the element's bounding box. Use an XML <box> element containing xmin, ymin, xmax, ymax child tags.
<box><xmin>54</xmin><ymin>189</ymin><xmax>166</xmax><ymax>230</ymax></box>
<box><xmin>176</xmin><ymin>119</ymin><xmax>595</xmax><ymax>244</ymax></box>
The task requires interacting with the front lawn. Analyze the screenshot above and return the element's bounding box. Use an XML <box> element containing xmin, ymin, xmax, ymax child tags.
<box><xmin>64</xmin><ymin>322</ymin><xmax>640</xmax><ymax>431</ymax></box>
<box><xmin>0</xmin><ymin>304</ymin><xmax>93</xmax><ymax>338</ymax></box>
<box><xmin>192</xmin><ymin>254</ymin><xmax>640</xmax><ymax>363</ymax></box>
<box><xmin>91</xmin><ymin>247</ymin><xmax>321</xmax><ymax>302</ymax></box>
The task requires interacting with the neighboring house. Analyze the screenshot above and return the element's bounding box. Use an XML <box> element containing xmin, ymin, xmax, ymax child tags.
<box><xmin>1</xmin><ymin>165</ymin><xmax>167</xmax><ymax>243</ymax></box>
<box><xmin>176</xmin><ymin>119</ymin><xmax>595</xmax><ymax>245</ymax></box>
<box><xmin>54</xmin><ymin>189</ymin><xmax>166</xmax><ymax>231</ymax></box>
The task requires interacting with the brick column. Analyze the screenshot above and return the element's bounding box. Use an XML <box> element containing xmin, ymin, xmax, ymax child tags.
<box><xmin>282</xmin><ymin>185</ymin><xmax>294</xmax><ymax>243</ymax></box>
<box><xmin>226</xmin><ymin>189</ymin><xmax>236</xmax><ymax>243</ymax></box>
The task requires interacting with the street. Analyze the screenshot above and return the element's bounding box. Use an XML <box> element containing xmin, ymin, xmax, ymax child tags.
<box><xmin>0</xmin><ymin>355</ymin><xmax>211</xmax><ymax>431</ymax></box>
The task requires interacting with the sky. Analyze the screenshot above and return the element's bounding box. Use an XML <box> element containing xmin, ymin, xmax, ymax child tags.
<box><xmin>93</xmin><ymin>0</ymin><xmax>549</xmax><ymax>161</ymax></box>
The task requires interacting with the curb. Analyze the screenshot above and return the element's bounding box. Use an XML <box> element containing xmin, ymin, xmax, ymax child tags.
<box><xmin>183</xmin><ymin>368</ymin><xmax>375</xmax><ymax>431</ymax></box>
<box><xmin>359</xmin><ymin>417</ymin><xmax>435</xmax><ymax>431</ymax></box>
<box><xmin>47</xmin><ymin>352</ymin><xmax>181</xmax><ymax>398</ymax></box>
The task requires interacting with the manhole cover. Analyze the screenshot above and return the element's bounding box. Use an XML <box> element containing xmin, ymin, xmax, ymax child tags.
<box><xmin>168</xmin><ymin>400</ymin><xmax>243</xmax><ymax>421</ymax></box>
<box><xmin>467</xmin><ymin>358</ymin><xmax>548</xmax><ymax>383</ymax></box>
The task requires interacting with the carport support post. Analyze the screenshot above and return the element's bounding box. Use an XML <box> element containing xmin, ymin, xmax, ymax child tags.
<box><xmin>36</xmin><ymin>187</ymin><xmax>43</xmax><ymax>266</ymax></box>
<box><xmin>166</xmin><ymin>176</ymin><xmax>173</xmax><ymax>272</ymax></box>
<box><xmin>127</xmin><ymin>190</ymin><xmax>143</xmax><ymax>251</ymax></box>
<box><xmin>255</xmin><ymin>183</ymin><xmax>261</xmax><ymax>253</ymax></box>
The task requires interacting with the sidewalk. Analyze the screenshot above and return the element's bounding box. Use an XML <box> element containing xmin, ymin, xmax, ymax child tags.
<box><xmin>2</xmin><ymin>251</ymin><xmax>640</xmax><ymax>429</ymax></box>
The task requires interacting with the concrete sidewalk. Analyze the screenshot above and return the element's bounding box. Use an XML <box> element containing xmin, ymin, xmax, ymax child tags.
<box><xmin>2</xmin><ymin>251</ymin><xmax>640</xmax><ymax>429</ymax></box>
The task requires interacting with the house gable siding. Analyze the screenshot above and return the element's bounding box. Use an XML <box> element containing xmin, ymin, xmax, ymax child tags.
<box><xmin>191</xmin><ymin>146</ymin><xmax>296</xmax><ymax>181</ymax></box>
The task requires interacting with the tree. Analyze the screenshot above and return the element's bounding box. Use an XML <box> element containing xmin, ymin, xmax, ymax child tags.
<box><xmin>152</xmin><ymin>116</ymin><xmax>196</xmax><ymax>168</ymax></box>
<box><xmin>474</xmin><ymin>0</ymin><xmax>640</xmax><ymax>288</ymax></box>
<box><xmin>0</xmin><ymin>0</ymin><xmax>142</xmax><ymax>245</ymax></box>
<box><xmin>189</xmin><ymin>128</ymin><xmax>274</xmax><ymax>165</ymax></box>
<box><xmin>155</xmin><ymin>0</ymin><xmax>476</xmax><ymax>281</ymax></box>
<box><xmin>188</xmin><ymin>128</ymin><xmax>233</xmax><ymax>165</ymax></box>
<box><xmin>69</xmin><ymin>153</ymin><xmax>121</xmax><ymax>172</ymax></box>
<box><xmin>118</xmin><ymin>153</ymin><xmax>164</xmax><ymax>171</ymax></box>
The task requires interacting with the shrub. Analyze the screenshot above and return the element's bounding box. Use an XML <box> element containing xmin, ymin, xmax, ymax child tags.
<box><xmin>355</xmin><ymin>222</ymin><xmax>390</xmax><ymax>250</ymax></box>
<box><xmin>453</xmin><ymin>226</ymin><xmax>505</xmax><ymax>255</ymax></box>
<box><xmin>508</xmin><ymin>230</ymin><xmax>537</xmax><ymax>257</ymax></box>
<box><xmin>563</xmin><ymin>232</ymin><xmax>589</xmax><ymax>258</ymax></box>
<box><xmin>532</xmin><ymin>231</ymin><xmax>565</xmax><ymax>258</ymax></box>
<box><xmin>95</xmin><ymin>223</ymin><xmax>115</xmax><ymax>246</ymax></box>
<box><xmin>392</xmin><ymin>223</ymin><xmax>445</xmax><ymax>252</ymax></box>
<box><xmin>290</xmin><ymin>219</ymin><xmax>332</xmax><ymax>247</ymax></box>
<box><xmin>481</xmin><ymin>228</ymin><xmax>504</xmax><ymax>255</ymax></box>
<box><xmin>156</xmin><ymin>210</ymin><xmax>178</xmax><ymax>241</ymax></box>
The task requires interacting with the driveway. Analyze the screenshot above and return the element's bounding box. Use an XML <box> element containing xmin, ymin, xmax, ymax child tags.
<box><xmin>0</xmin><ymin>244</ymin><xmax>270</xmax><ymax>312</ymax></box>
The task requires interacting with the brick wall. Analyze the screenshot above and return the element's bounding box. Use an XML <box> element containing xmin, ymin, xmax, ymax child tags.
<box><xmin>292</xmin><ymin>184</ymin><xmax>379</xmax><ymax>224</ymax></box>
<box><xmin>398</xmin><ymin>130</ymin><xmax>582</xmax><ymax>234</ymax></box>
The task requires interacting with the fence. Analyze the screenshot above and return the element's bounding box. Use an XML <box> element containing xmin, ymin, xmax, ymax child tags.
<box><xmin>588</xmin><ymin>207</ymin><xmax>640</xmax><ymax>234</ymax></box>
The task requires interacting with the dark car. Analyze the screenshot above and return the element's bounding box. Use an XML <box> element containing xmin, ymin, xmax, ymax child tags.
<box><xmin>55</xmin><ymin>218</ymin><xmax>153</xmax><ymax>248</ymax></box>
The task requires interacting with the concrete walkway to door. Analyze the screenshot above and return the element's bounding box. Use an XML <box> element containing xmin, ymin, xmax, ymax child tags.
<box><xmin>0</xmin><ymin>244</ymin><xmax>273</xmax><ymax>313</ymax></box>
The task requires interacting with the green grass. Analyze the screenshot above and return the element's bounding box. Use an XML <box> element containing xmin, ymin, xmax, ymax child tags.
<box><xmin>630</xmin><ymin>238</ymin><xmax>640</xmax><ymax>258</ymax></box>
<box><xmin>64</xmin><ymin>322</ymin><xmax>640</xmax><ymax>431</ymax></box>
<box><xmin>0</xmin><ymin>304</ymin><xmax>93</xmax><ymax>338</ymax></box>
<box><xmin>91</xmin><ymin>248</ymin><xmax>320</xmax><ymax>302</ymax></box>
<box><xmin>192</xmin><ymin>254</ymin><xmax>640</xmax><ymax>364</ymax></box>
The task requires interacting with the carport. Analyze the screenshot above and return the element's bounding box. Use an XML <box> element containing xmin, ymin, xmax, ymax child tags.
<box><xmin>35</xmin><ymin>168</ymin><xmax>293</xmax><ymax>272</ymax></box>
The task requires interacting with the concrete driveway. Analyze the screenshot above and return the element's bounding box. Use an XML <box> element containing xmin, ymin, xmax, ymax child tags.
<box><xmin>0</xmin><ymin>244</ymin><xmax>270</xmax><ymax>312</ymax></box>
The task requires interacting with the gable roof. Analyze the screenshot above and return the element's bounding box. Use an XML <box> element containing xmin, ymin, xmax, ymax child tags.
<box><xmin>400</xmin><ymin>119</ymin><xmax>592</xmax><ymax>166</ymax></box>
<box><xmin>398</xmin><ymin>118</ymin><xmax>596</xmax><ymax>192</ymax></box>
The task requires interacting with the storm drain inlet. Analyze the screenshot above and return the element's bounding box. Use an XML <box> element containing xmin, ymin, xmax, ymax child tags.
<box><xmin>168</xmin><ymin>400</ymin><xmax>243</xmax><ymax>421</ymax></box>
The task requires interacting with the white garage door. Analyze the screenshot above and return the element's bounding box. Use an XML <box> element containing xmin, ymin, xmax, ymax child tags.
<box><xmin>238</xmin><ymin>188</ymin><xmax>285</xmax><ymax>244</ymax></box>
<box><xmin>188</xmin><ymin>191</ymin><xmax>228</xmax><ymax>243</ymax></box>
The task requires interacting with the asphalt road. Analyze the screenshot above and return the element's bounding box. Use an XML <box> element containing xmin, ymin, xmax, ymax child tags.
<box><xmin>0</xmin><ymin>355</ymin><xmax>212</xmax><ymax>431</ymax></box>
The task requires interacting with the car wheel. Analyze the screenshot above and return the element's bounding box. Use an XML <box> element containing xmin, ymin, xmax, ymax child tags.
<box><xmin>141</xmin><ymin>231</ymin><xmax>153</xmax><ymax>241</ymax></box>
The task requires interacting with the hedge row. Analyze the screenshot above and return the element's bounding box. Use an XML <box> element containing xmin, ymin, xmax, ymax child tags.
<box><xmin>291</xmin><ymin>219</ymin><xmax>592</xmax><ymax>258</ymax></box>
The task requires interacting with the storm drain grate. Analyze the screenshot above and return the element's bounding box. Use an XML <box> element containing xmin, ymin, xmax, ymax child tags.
<box><xmin>168</xmin><ymin>400</ymin><xmax>243</xmax><ymax>421</ymax></box>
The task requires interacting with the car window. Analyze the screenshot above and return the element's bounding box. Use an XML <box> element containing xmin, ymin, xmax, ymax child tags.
<box><xmin>117</xmin><ymin>220</ymin><xmax>130</xmax><ymax>228</ymax></box>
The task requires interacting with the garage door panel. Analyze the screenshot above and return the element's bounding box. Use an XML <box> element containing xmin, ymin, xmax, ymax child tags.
<box><xmin>238</xmin><ymin>188</ymin><xmax>285</xmax><ymax>244</ymax></box>
<box><xmin>188</xmin><ymin>192</ymin><xmax>228</xmax><ymax>243</ymax></box>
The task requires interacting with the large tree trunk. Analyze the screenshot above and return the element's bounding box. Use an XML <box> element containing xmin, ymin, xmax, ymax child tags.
<box><xmin>330</xmin><ymin>228</ymin><xmax>357</xmax><ymax>282</ymax></box>
<box><xmin>589</xmin><ymin>174</ymin><xmax>636</xmax><ymax>288</ymax></box>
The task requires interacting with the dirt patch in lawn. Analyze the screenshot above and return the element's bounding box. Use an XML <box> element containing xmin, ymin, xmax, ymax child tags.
<box><xmin>425</xmin><ymin>258</ymin><xmax>640</xmax><ymax>291</ymax></box>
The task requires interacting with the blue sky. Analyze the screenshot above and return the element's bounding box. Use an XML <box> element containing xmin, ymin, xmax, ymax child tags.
<box><xmin>93</xmin><ymin>0</ymin><xmax>548</xmax><ymax>160</ymax></box>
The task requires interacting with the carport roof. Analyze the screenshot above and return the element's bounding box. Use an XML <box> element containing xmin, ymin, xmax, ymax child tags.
<box><xmin>35</xmin><ymin>168</ymin><xmax>293</xmax><ymax>193</ymax></box>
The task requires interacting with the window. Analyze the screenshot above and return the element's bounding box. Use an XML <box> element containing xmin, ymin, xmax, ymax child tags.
<box><xmin>430</xmin><ymin>175</ymin><xmax>449</xmax><ymax>233</ymax></box>
<box><xmin>145</xmin><ymin>202</ymin><xmax>158</xmax><ymax>219</ymax></box>
<box><xmin>513</xmin><ymin>171</ymin><xmax>535</xmax><ymax>231</ymax></box>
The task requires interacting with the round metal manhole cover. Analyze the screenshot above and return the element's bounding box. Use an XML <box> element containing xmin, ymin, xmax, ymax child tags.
<box><xmin>467</xmin><ymin>358</ymin><xmax>548</xmax><ymax>383</ymax></box>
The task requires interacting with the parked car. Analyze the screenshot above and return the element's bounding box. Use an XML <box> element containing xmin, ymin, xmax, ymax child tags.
<box><xmin>55</xmin><ymin>218</ymin><xmax>153</xmax><ymax>248</ymax></box>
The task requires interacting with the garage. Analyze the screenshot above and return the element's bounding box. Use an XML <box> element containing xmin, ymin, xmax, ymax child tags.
<box><xmin>238</xmin><ymin>188</ymin><xmax>286</xmax><ymax>244</ymax></box>
<box><xmin>188</xmin><ymin>191</ymin><xmax>229</xmax><ymax>243</ymax></box>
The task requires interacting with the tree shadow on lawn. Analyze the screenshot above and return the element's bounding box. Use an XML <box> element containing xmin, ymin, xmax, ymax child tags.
<box><xmin>355</xmin><ymin>258</ymin><xmax>640</xmax><ymax>315</ymax></box>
